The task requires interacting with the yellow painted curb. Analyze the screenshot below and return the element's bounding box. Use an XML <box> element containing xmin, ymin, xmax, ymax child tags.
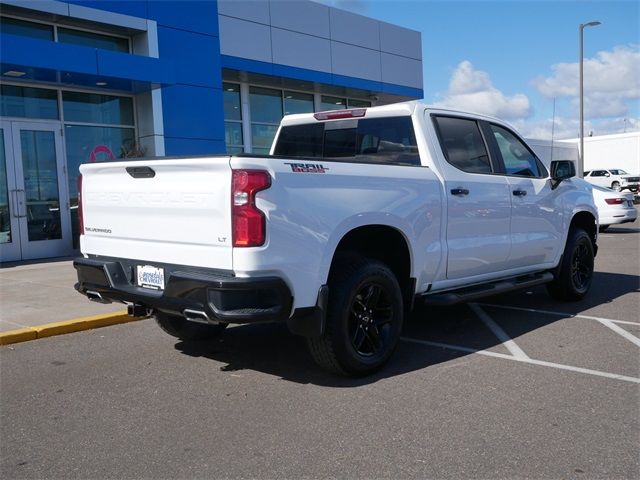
<box><xmin>0</xmin><ymin>310</ymin><xmax>146</xmax><ymax>345</ymax></box>
<box><xmin>0</xmin><ymin>328</ymin><xmax>38</xmax><ymax>345</ymax></box>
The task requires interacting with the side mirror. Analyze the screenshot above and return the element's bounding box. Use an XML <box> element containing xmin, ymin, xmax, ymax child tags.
<box><xmin>550</xmin><ymin>160</ymin><xmax>576</xmax><ymax>190</ymax></box>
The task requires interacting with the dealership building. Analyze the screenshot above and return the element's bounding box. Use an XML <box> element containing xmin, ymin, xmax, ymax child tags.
<box><xmin>0</xmin><ymin>0</ymin><xmax>423</xmax><ymax>262</ymax></box>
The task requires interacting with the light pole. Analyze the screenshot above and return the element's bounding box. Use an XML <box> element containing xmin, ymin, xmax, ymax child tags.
<box><xmin>579</xmin><ymin>20</ymin><xmax>601</xmax><ymax>177</ymax></box>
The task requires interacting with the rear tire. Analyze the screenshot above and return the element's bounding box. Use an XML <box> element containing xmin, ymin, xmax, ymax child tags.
<box><xmin>546</xmin><ymin>228</ymin><xmax>594</xmax><ymax>301</ymax></box>
<box><xmin>598</xmin><ymin>225</ymin><xmax>609</xmax><ymax>232</ymax></box>
<box><xmin>155</xmin><ymin>311</ymin><xmax>227</xmax><ymax>341</ymax></box>
<box><xmin>306</xmin><ymin>255</ymin><xmax>404</xmax><ymax>376</ymax></box>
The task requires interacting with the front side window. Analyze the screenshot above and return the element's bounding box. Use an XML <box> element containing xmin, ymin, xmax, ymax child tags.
<box><xmin>490</xmin><ymin>124</ymin><xmax>542</xmax><ymax>177</ymax></box>
<box><xmin>433</xmin><ymin>116</ymin><xmax>491</xmax><ymax>174</ymax></box>
<box><xmin>609</xmin><ymin>169</ymin><xmax>627</xmax><ymax>175</ymax></box>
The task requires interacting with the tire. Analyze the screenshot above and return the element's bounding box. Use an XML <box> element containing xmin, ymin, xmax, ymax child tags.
<box><xmin>546</xmin><ymin>228</ymin><xmax>594</xmax><ymax>301</ymax></box>
<box><xmin>306</xmin><ymin>255</ymin><xmax>404</xmax><ymax>376</ymax></box>
<box><xmin>611</xmin><ymin>181</ymin><xmax>621</xmax><ymax>192</ymax></box>
<box><xmin>598</xmin><ymin>225</ymin><xmax>609</xmax><ymax>233</ymax></box>
<box><xmin>155</xmin><ymin>311</ymin><xmax>227</xmax><ymax>341</ymax></box>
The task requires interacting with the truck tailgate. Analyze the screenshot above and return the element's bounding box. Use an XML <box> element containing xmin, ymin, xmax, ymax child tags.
<box><xmin>80</xmin><ymin>157</ymin><xmax>233</xmax><ymax>269</ymax></box>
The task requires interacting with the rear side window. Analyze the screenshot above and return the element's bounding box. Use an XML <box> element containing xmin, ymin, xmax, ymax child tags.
<box><xmin>273</xmin><ymin>116</ymin><xmax>420</xmax><ymax>166</ymax></box>
<box><xmin>433</xmin><ymin>116</ymin><xmax>492</xmax><ymax>174</ymax></box>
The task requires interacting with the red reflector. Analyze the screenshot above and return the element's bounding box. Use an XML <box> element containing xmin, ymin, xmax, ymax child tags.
<box><xmin>232</xmin><ymin>170</ymin><xmax>271</xmax><ymax>247</ymax></box>
<box><xmin>77</xmin><ymin>174</ymin><xmax>84</xmax><ymax>235</ymax></box>
<box><xmin>605</xmin><ymin>198</ymin><xmax>624</xmax><ymax>205</ymax></box>
<box><xmin>313</xmin><ymin>108</ymin><xmax>367</xmax><ymax>121</ymax></box>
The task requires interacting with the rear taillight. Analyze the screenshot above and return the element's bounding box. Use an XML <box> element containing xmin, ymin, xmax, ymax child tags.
<box><xmin>77</xmin><ymin>174</ymin><xmax>84</xmax><ymax>235</ymax></box>
<box><xmin>605</xmin><ymin>198</ymin><xmax>624</xmax><ymax>205</ymax></box>
<box><xmin>232</xmin><ymin>170</ymin><xmax>271</xmax><ymax>247</ymax></box>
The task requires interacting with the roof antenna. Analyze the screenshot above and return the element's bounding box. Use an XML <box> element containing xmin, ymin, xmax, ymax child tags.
<box><xmin>550</xmin><ymin>97</ymin><xmax>556</xmax><ymax>162</ymax></box>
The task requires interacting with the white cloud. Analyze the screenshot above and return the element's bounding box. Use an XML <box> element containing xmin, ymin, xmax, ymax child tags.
<box><xmin>532</xmin><ymin>45</ymin><xmax>640</xmax><ymax>118</ymax></box>
<box><xmin>434</xmin><ymin>61</ymin><xmax>532</xmax><ymax>120</ymax></box>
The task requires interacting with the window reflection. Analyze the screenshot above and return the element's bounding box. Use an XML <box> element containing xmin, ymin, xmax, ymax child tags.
<box><xmin>0</xmin><ymin>85</ymin><xmax>59</xmax><ymax>120</ymax></box>
<box><xmin>20</xmin><ymin>130</ymin><xmax>62</xmax><ymax>241</ymax></box>
<box><xmin>65</xmin><ymin>125</ymin><xmax>135</xmax><ymax>247</ymax></box>
<box><xmin>0</xmin><ymin>131</ymin><xmax>11</xmax><ymax>244</ymax></box>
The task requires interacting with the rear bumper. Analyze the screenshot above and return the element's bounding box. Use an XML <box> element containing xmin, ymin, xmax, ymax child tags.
<box><xmin>74</xmin><ymin>256</ymin><xmax>293</xmax><ymax>324</ymax></box>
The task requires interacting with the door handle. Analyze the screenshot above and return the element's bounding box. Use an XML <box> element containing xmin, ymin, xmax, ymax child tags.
<box><xmin>512</xmin><ymin>189</ymin><xmax>527</xmax><ymax>197</ymax></box>
<box><xmin>450</xmin><ymin>188</ymin><xmax>469</xmax><ymax>196</ymax></box>
<box><xmin>15</xmin><ymin>190</ymin><xmax>27</xmax><ymax>218</ymax></box>
<box><xmin>10</xmin><ymin>190</ymin><xmax>20</xmax><ymax>217</ymax></box>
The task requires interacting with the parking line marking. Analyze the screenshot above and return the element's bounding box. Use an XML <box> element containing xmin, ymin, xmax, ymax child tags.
<box><xmin>593</xmin><ymin>318</ymin><xmax>640</xmax><ymax>348</ymax></box>
<box><xmin>479</xmin><ymin>303</ymin><xmax>640</xmax><ymax>327</ymax></box>
<box><xmin>469</xmin><ymin>303</ymin><xmax>530</xmax><ymax>359</ymax></box>
<box><xmin>400</xmin><ymin>337</ymin><xmax>640</xmax><ymax>384</ymax></box>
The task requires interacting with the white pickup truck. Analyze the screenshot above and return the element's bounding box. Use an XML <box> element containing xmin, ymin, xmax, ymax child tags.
<box><xmin>75</xmin><ymin>102</ymin><xmax>598</xmax><ymax>376</ymax></box>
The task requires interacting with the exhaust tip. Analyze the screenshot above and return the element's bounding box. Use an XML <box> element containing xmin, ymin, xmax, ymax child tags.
<box><xmin>86</xmin><ymin>290</ymin><xmax>111</xmax><ymax>304</ymax></box>
<box><xmin>183</xmin><ymin>309</ymin><xmax>218</xmax><ymax>325</ymax></box>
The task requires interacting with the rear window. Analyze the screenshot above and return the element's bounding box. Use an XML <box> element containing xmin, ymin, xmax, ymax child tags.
<box><xmin>273</xmin><ymin>116</ymin><xmax>420</xmax><ymax>166</ymax></box>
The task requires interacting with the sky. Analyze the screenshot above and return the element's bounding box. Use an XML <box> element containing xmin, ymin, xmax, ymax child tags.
<box><xmin>318</xmin><ymin>0</ymin><xmax>640</xmax><ymax>140</ymax></box>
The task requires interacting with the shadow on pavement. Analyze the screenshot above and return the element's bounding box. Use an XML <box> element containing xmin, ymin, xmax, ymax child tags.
<box><xmin>174</xmin><ymin>269</ymin><xmax>638</xmax><ymax>386</ymax></box>
<box><xmin>173</xmin><ymin>303</ymin><xmax>558</xmax><ymax>387</ymax></box>
<box><xmin>485</xmin><ymin>271</ymin><xmax>639</xmax><ymax>315</ymax></box>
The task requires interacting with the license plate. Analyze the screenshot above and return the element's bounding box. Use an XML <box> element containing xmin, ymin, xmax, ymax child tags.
<box><xmin>137</xmin><ymin>265</ymin><xmax>165</xmax><ymax>290</ymax></box>
<box><xmin>628</xmin><ymin>200</ymin><xmax>634</xmax><ymax>207</ymax></box>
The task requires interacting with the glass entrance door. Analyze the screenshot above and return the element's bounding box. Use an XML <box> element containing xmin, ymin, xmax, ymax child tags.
<box><xmin>0</xmin><ymin>121</ymin><xmax>72</xmax><ymax>262</ymax></box>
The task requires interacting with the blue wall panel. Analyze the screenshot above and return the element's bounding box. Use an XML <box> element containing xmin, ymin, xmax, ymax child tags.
<box><xmin>65</xmin><ymin>0</ymin><xmax>149</xmax><ymax>18</ymax></box>
<box><xmin>164</xmin><ymin>138</ymin><xmax>226</xmax><ymax>156</ymax></box>
<box><xmin>161</xmin><ymin>85</ymin><xmax>224</xmax><ymax>141</ymax></box>
<box><xmin>157</xmin><ymin>27</ymin><xmax>221</xmax><ymax>88</ymax></box>
<box><xmin>148</xmin><ymin>1</ymin><xmax>219</xmax><ymax>36</ymax></box>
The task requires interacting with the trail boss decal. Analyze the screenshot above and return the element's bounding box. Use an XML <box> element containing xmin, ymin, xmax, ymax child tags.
<box><xmin>284</xmin><ymin>162</ymin><xmax>329</xmax><ymax>173</ymax></box>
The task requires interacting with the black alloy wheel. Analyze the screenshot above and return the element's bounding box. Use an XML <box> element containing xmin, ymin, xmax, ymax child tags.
<box><xmin>570</xmin><ymin>240</ymin><xmax>594</xmax><ymax>293</ymax></box>
<box><xmin>546</xmin><ymin>227</ymin><xmax>594</xmax><ymax>301</ymax></box>
<box><xmin>307</xmin><ymin>255</ymin><xmax>404</xmax><ymax>376</ymax></box>
<box><xmin>348</xmin><ymin>282</ymin><xmax>394</xmax><ymax>357</ymax></box>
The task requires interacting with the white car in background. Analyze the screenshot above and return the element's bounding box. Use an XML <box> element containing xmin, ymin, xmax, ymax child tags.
<box><xmin>584</xmin><ymin>169</ymin><xmax>640</xmax><ymax>193</ymax></box>
<box><xmin>591</xmin><ymin>185</ymin><xmax>637</xmax><ymax>231</ymax></box>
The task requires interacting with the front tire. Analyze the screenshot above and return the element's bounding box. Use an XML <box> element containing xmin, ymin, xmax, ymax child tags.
<box><xmin>155</xmin><ymin>311</ymin><xmax>227</xmax><ymax>341</ymax></box>
<box><xmin>546</xmin><ymin>228</ymin><xmax>594</xmax><ymax>301</ymax></box>
<box><xmin>307</xmin><ymin>256</ymin><xmax>404</xmax><ymax>376</ymax></box>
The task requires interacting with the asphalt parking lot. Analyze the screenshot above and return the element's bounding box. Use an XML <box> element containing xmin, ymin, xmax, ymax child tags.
<box><xmin>1</xmin><ymin>220</ymin><xmax>638</xmax><ymax>479</ymax></box>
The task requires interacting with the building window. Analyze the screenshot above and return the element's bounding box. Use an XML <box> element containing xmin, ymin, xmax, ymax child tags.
<box><xmin>0</xmin><ymin>85</ymin><xmax>59</xmax><ymax>120</ymax></box>
<box><xmin>320</xmin><ymin>96</ymin><xmax>347</xmax><ymax>111</ymax></box>
<box><xmin>0</xmin><ymin>16</ymin><xmax>53</xmax><ymax>40</ymax></box>
<box><xmin>0</xmin><ymin>15</ymin><xmax>130</xmax><ymax>53</ymax></box>
<box><xmin>348</xmin><ymin>99</ymin><xmax>371</xmax><ymax>108</ymax></box>
<box><xmin>223</xmin><ymin>83</ymin><xmax>243</xmax><ymax>153</ymax></box>
<box><xmin>57</xmin><ymin>27</ymin><xmax>129</xmax><ymax>53</ymax></box>
<box><xmin>284</xmin><ymin>91</ymin><xmax>314</xmax><ymax>115</ymax></box>
<box><xmin>250</xmin><ymin>86</ymin><xmax>282</xmax><ymax>155</ymax></box>
<box><xmin>62</xmin><ymin>92</ymin><xmax>134</xmax><ymax>125</ymax></box>
<box><xmin>62</xmin><ymin>91</ymin><xmax>135</xmax><ymax>247</ymax></box>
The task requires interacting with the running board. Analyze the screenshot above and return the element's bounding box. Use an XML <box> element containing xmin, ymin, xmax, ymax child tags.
<box><xmin>421</xmin><ymin>272</ymin><xmax>554</xmax><ymax>307</ymax></box>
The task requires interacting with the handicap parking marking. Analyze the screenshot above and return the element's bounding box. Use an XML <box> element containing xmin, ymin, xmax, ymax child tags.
<box><xmin>479</xmin><ymin>303</ymin><xmax>640</xmax><ymax>348</ymax></box>
<box><xmin>400</xmin><ymin>337</ymin><xmax>640</xmax><ymax>385</ymax></box>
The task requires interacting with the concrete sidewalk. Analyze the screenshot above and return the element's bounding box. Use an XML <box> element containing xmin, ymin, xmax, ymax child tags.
<box><xmin>0</xmin><ymin>258</ymin><xmax>125</xmax><ymax>333</ymax></box>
